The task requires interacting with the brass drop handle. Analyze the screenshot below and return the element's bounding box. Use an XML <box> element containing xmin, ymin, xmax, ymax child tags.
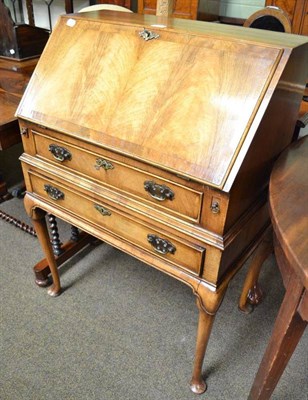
<box><xmin>95</xmin><ymin>158</ymin><xmax>114</xmax><ymax>171</ymax></box>
<box><xmin>147</xmin><ymin>234</ymin><xmax>176</xmax><ymax>255</ymax></box>
<box><xmin>94</xmin><ymin>204</ymin><xmax>112</xmax><ymax>216</ymax></box>
<box><xmin>49</xmin><ymin>144</ymin><xmax>72</xmax><ymax>162</ymax></box>
<box><xmin>144</xmin><ymin>180</ymin><xmax>174</xmax><ymax>202</ymax></box>
<box><xmin>44</xmin><ymin>184</ymin><xmax>65</xmax><ymax>201</ymax></box>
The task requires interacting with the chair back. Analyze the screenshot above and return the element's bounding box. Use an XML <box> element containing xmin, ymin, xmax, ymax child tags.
<box><xmin>243</xmin><ymin>6</ymin><xmax>291</xmax><ymax>33</ymax></box>
<box><xmin>79</xmin><ymin>4</ymin><xmax>133</xmax><ymax>13</ymax></box>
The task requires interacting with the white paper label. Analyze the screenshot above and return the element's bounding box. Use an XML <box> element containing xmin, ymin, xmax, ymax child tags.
<box><xmin>66</xmin><ymin>18</ymin><xmax>76</xmax><ymax>27</ymax></box>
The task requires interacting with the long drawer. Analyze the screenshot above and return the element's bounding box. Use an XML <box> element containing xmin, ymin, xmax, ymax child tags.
<box><xmin>28</xmin><ymin>170</ymin><xmax>206</xmax><ymax>276</ymax></box>
<box><xmin>30</xmin><ymin>128</ymin><xmax>203</xmax><ymax>223</ymax></box>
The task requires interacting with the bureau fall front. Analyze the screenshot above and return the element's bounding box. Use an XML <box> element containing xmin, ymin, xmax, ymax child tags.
<box><xmin>16</xmin><ymin>11</ymin><xmax>308</xmax><ymax>394</ymax></box>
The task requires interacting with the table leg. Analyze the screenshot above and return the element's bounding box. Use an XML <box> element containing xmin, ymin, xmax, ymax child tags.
<box><xmin>190</xmin><ymin>282</ymin><xmax>229</xmax><ymax>394</ymax></box>
<box><xmin>33</xmin><ymin>230</ymin><xmax>97</xmax><ymax>287</ymax></box>
<box><xmin>190</xmin><ymin>299</ymin><xmax>215</xmax><ymax>394</ymax></box>
<box><xmin>24</xmin><ymin>194</ymin><xmax>61</xmax><ymax>296</ymax></box>
<box><xmin>248</xmin><ymin>275</ymin><xmax>306</xmax><ymax>400</ymax></box>
<box><xmin>239</xmin><ymin>230</ymin><xmax>272</xmax><ymax>313</ymax></box>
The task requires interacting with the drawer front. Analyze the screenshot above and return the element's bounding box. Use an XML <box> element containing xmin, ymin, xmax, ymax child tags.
<box><xmin>31</xmin><ymin>129</ymin><xmax>203</xmax><ymax>222</ymax></box>
<box><xmin>29</xmin><ymin>172</ymin><xmax>205</xmax><ymax>275</ymax></box>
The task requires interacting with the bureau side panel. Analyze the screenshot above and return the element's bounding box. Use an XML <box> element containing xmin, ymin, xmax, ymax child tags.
<box><xmin>224</xmin><ymin>44</ymin><xmax>308</xmax><ymax>233</ymax></box>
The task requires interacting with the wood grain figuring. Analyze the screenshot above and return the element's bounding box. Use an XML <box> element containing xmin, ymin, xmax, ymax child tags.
<box><xmin>17</xmin><ymin>12</ymin><xmax>308</xmax><ymax>395</ymax></box>
<box><xmin>18</xmin><ymin>16</ymin><xmax>284</xmax><ymax>188</ymax></box>
<box><xmin>28</xmin><ymin>170</ymin><xmax>205</xmax><ymax>275</ymax></box>
<box><xmin>31</xmin><ymin>128</ymin><xmax>203</xmax><ymax>222</ymax></box>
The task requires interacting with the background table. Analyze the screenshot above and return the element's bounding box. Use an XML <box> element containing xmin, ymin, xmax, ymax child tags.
<box><xmin>248</xmin><ymin>136</ymin><xmax>308</xmax><ymax>399</ymax></box>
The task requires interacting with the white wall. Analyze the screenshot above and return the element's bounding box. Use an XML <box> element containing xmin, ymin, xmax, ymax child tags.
<box><xmin>22</xmin><ymin>0</ymin><xmax>89</xmax><ymax>30</ymax></box>
<box><xmin>220</xmin><ymin>0</ymin><xmax>266</xmax><ymax>18</ymax></box>
<box><xmin>199</xmin><ymin>0</ymin><xmax>266</xmax><ymax>19</ymax></box>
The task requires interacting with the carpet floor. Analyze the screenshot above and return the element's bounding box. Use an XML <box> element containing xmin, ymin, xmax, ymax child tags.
<box><xmin>0</xmin><ymin>196</ymin><xmax>307</xmax><ymax>400</ymax></box>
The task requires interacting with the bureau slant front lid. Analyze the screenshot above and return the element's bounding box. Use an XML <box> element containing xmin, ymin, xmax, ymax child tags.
<box><xmin>16</xmin><ymin>12</ymin><xmax>308</xmax><ymax>189</ymax></box>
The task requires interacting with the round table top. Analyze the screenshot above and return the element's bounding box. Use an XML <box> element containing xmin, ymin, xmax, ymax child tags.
<box><xmin>269</xmin><ymin>136</ymin><xmax>308</xmax><ymax>289</ymax></box>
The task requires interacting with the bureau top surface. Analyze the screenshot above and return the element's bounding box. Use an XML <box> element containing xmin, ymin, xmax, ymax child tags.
<box><xmin>16</xmin><ymin>12</ymin><xmax>308</xmax><ymax>189</ymax></box>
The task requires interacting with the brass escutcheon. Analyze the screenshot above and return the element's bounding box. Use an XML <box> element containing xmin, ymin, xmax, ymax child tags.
<box><xmin>95</xmin><ymin>158</ymin><xmax>114</xmax><ymax>171</ymax></box>
<box><xmin>139</xmin><ymin>28</ymin><xmax>159</xmax><ymax>41</ymax></box>
<box><xmin>210</xmin><ymin>201</ymin><xmax>220</xmax><ymax>214</ymax></box>
<box><xmin>94</xmin><ymin>204</ymin><xmax>112</xmax><ymax>216</ymax></box>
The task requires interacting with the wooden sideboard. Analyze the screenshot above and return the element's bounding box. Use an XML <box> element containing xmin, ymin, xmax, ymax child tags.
<box><xmin>0</xmin><ymin>56</ymin><xmax>39</xmax><ymax>149</ymax></box>
<box><xmin>266</xmin><ymin>0</ymin><xmax>308</xmax><ymax>34</ymax></box>
<box><xmin>16</xmin><ymin>11</ymin><xmax>308</xmax><ymax>394</ymax></box>
<box><xmin>0</xmin><ymin>0</ymin><xmax>48</xmax><ymax>143</ymax></box>
<box><xmin>0</xmin><ymin>0</ymin><xmax>48</xmax><ymax>200</ymax></box>
<box><xmin>0</xmin><ymin>56</ymin><xmax>39</xmax><ymax>200</ymax></box>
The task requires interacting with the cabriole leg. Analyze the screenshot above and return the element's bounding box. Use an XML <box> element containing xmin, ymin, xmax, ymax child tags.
<box><xmin>24</xmin><ymin>195</ymin><xmax>62</xmax><ymax>297</ymax></box>
<box><xmin>190</xmin><ymin>300</ymin><xmax>215</xmax><ymax>394</ymax></box>
<box><xmin>190</xmin><ymin>282</ymin><xmax>229</xmax><ymax>394</ymax></box>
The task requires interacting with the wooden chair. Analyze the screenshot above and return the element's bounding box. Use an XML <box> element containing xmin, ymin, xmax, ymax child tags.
<box><xmin>243</xmin><ymin>6</ymin><xmax>292</xmax><ymax>33</ymax></box>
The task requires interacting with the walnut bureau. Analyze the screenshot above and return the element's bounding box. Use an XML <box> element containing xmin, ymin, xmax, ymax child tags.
<box><xmin>16</xmin><ymin>11</ymin><xmax>308</xmax><ymax>394</ymax></box>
